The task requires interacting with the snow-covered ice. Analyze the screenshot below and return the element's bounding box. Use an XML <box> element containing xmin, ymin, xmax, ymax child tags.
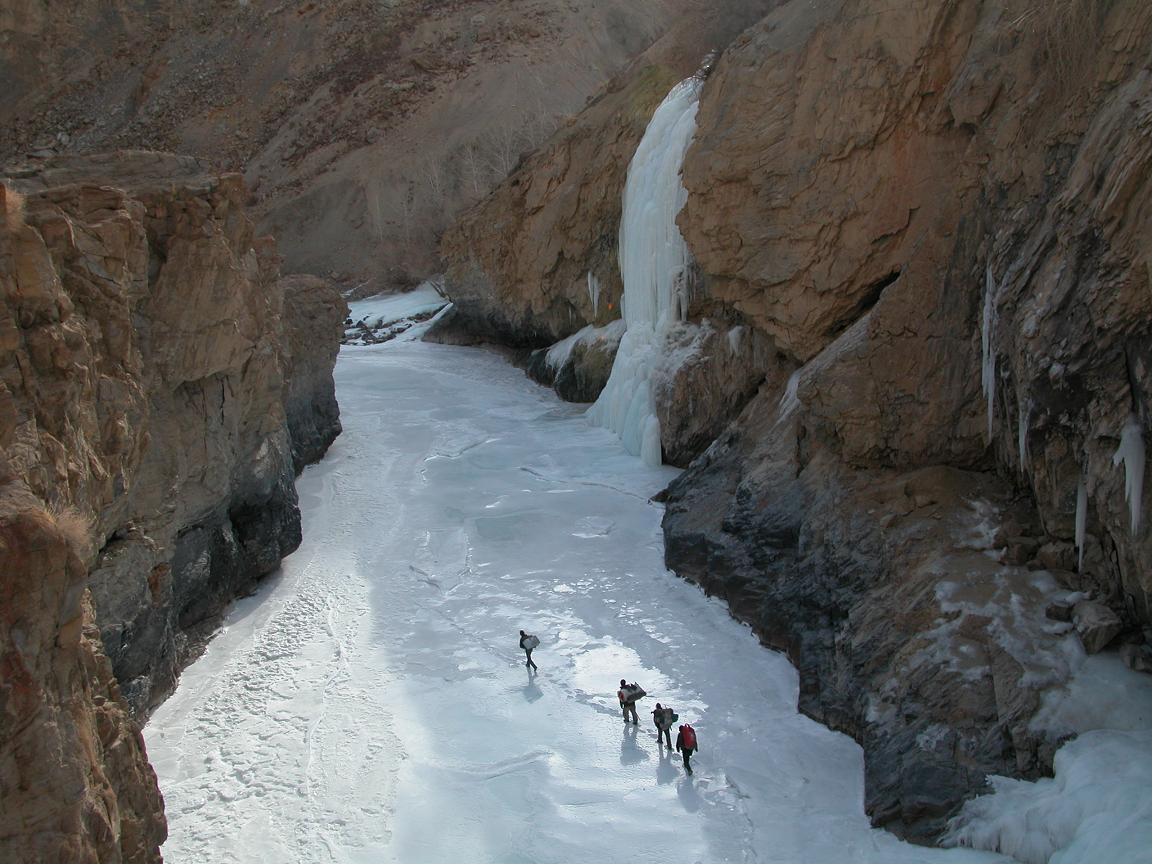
<box><xmin>344</xmin><ymin>281</ymin><xmax>448</xmax><ymax>344</ymax></box>
<box><xmin>146</xmin><ymin>336</ymin><xmax>1013</xmax><ymax>864</ymax></box>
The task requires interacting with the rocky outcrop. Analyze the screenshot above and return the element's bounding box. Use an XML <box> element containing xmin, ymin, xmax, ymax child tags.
<box><xmin>434</xmin><ymin>0</ymin><xmax>1152</xmax><ymax>843</ymax></box>
<box><xmin>280</xmin><ymin>275</ymin><xmax>347</xmax><ymax>471</ymax></box>
<box><xmin>0</xmin><ymin>0</ymin><xmax>727</xmax><ymax>292</ymax></box>
<box><xmin>0</xmin><ymin>493</ymin><xmax>165</xmax><ymax>864</ymax></box>
<box><xmin>662</xmin><ymin>0</ymin><xmax>1152</xmax><ymax>840</ymax></box>
<box><xmin>0</xmin><ymin>152</ymin><xmax>343</xmax><ymax>861</ymax></box>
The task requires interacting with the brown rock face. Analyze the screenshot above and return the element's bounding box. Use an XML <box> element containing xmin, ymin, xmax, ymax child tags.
<box><xmin>435</xmin><ymin>0</ymin><xmax>1152</xmax><ymax>843</ymax></box>
<box><xmin>664</xmin><ymin>0</ymin><xmax>1152</xmax><ymax>840</ymax></box>
<box><xmin>0</xmin><ymin>0</ymin><xmax>724</xmax><ymax>292</ymax></box>
<box><xmin>0</xmin><ymin>152</ymin><xmax>343</xmax><ymax>861</ymax></box>
<box><xmin>280</xmin><ymin>275</ymin><xmax>348</xmax><ymax>472</ymax></box>
<box><xmin>0</xmin><ymin>495</ymin><xmax>165</xmax><ymax>864</ymax></box>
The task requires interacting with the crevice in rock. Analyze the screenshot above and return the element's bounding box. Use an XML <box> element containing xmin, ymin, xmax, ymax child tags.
<box><xmin>828</xmin><ymin>269</ymin><xmax>901</xmax><ymax>338</ymax></box>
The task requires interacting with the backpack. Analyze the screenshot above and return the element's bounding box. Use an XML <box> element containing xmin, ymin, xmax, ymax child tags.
<box><xmin>681</xmin><ymin>724</ymin><xmax>697</xmax><ymax>750</ymax></box>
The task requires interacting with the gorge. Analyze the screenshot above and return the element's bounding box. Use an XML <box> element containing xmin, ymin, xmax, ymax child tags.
<box><xmin>2</xmin><ymin>1</ymin><xmax>1151</xmax><ymax>862</ymax></box>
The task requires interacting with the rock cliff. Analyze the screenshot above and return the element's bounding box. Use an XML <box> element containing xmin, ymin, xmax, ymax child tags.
<box><xmin>437</xmin><ymin>0</ymin><xmax>1152</xmax><ymax>842</ymax></box>
<box><xmin>0</xmin><ymin>152</ymin><xmax>343</xmax><ymax>861</ymax></box>
<box><xmin>0</xmin><ymin>0</ymin><xmax>725</xmax><ymax>292</ymax></box>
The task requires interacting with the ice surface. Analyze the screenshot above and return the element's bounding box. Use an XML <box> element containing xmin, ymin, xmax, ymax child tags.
<box><xmin>147</xmin><ymin>338</ymin><xmax>1010</xmax><ymax>864</ymax></box>
<box><xmin>587</xmin><ymin>77</ymin><xmax>701</xmax><ymax>466</ymax></box>
<box><xmin>1030</xmin><ymin>653</ymin><xmax>1152</xmax><ymax>737</ymax></box>
<box><xmin>945</xmin><ymin>730</ymin><xmax>1152</xmax><ymax>864</ymax></box>
<box><xmin>1112</xmin><ymin>413</ymin><xmax>1145</xmax><ymax>533</ymax></box>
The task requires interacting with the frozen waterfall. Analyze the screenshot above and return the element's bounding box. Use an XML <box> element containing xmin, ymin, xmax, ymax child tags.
<box><xmin>586</xmin><ymin>76</ymin><xmax>702</xmax><ymax>466</ymax></box>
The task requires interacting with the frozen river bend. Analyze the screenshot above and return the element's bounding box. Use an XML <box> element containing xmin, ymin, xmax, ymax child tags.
<box><xmin>147</xmin><ymin>338</ymin><xmax>1010</xmax><ymax>864</ymax></box>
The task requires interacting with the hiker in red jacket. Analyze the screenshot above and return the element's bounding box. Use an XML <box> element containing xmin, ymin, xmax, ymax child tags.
<box><xmin>676</xmin><ymin>724</ymin><xmax>698</xmax><ymax>774</ymax></box>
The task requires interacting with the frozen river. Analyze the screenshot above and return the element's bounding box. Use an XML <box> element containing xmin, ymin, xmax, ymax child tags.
<box><xmin>146</xmin><ymin>338</ymin><xmax>1008</xmax><ymax>864</ymax></box>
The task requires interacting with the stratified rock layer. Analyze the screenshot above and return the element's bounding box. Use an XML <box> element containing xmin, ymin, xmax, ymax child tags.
<box><xmin>436</xmin><ymin>0</ymin><xmax>1152</xmax><ymax>843</ymax></box>
<box><xmin>665</xmin><ymin>0</ymin><xmax>1152</xmax><ymax>840</ymax></box>
<box><xmin>281</xmin><ymin>274</ymin><xmax>347</xmax><ymax>471</ymax></box>
<box><xmin>0</xmin><ymin>152</ymin><xmax>344</xmax><ymax>862</ymax></box>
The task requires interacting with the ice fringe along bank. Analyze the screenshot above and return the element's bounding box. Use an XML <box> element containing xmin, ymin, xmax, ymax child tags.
<box><xmin>586</xmin><ymin>76</ymin><xmax>702</xmax><ymax>466</ymax></box>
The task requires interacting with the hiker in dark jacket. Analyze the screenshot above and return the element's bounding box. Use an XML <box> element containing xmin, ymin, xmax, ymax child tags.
<box><xmin>618</xmin><ymin>679</ymin><xmax>640</xmax><ymax>724</ymax></box>
<box><xmin>652</xmin><ymin>703</ymin><xmax>674</xmax><ymax>748</ymax></box>
<box><xmin>676</xmin><ymin>724</ymin><xmax>698</xmax><ymax>774</ymax></box>
<box><xmin>519</xmin><ymin>630</ymin><xmax>538</xmax><ymax>671</ymax></box>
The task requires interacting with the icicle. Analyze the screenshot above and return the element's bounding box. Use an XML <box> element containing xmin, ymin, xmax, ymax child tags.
<box><xmin>1112</xmin><ymin>414</ymin><xmax>1146</xmax><ymax>533</ymax></box>
<box><xmin>981</xmin><ymin>265</ymin><xmax>998</xmax><ymax>440</ymax></box>
<box><xmin>586</xmin><ymin>271</ymin><xmax>600</xmax><ymax>319</ymax></box>
<box><xmin>776</xmin><ymin>371</ymin><xmax>801</xmax><ymax>425</ymax></box>
<box><xmin>1017</xmin><ymin>398</ymin><xmax>1032</xmax><ymax>472</ymax></box>
<box><xmin>727</xmin><ymin>325</ymin><xmax>744</xmax><ymax>356</ymax></box>
<box><xmin>587</xmin><ymin>76</ymin><xmax>702</xmax><ymax>466</ymax></box>
<box><xmin>1075</xmin><ymin>476</ymin><xmax>1087</xmax><ymax>572</ymax></box>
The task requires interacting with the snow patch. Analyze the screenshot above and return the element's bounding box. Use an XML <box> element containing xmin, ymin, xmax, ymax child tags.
<box><xmin>343</xmin><ymin>279</ymin><xmax>447</xmax><ymax>345</ymax></box>
<box><xmin>544</xmin><ymin>320</ymin><xmax>626</xmax><ymax>372</ymax></box>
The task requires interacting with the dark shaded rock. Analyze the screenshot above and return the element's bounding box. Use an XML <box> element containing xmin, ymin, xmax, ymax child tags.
<box><xmin>1073</xmin><ymin>600</ymin><xmax>1123</xmax><ymax>654</ymax></box>
<box><xmin>280</xmin><ymin>274</ymin><xmax>346</xmax><ymax>472</ymax></box>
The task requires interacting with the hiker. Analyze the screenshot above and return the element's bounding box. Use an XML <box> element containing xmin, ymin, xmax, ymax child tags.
<box><xmin>652</xmin><ymin>702</ymin><xmax>675</xmax><ymax>748</ymax></box>
<box><xmin>519</xmin><ymin>630</ymin><xmax>539</xmax><ymax>671</ymax></box>
<box><xmin>618</xmin><ymin>679</ymin><xmax>643</xmax><ymax>724</ymax></box>
<box><xmin>676</xmin><ymin>723</ymin><xmax>698</xmax><ymax>774</ymax></box>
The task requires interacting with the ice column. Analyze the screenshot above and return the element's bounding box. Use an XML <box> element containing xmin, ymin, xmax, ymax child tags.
<box><xmin>1112</xmin><ymin>414</ymin><xmax>1146</xmax><ymax>533</ymax></box>
<box><xmin>587</xmin><ymin>76</ymin><xmax>702</xmax><ymax>465</ymax></box>
<box><xmin>587</xmin><ymin>271</ymin><xmax>601</xmax><ymax>319</ymax></box>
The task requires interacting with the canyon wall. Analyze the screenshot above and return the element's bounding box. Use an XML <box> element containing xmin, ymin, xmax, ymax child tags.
<box><xmin>0</xmin><ymin>0</ymin><xmax>730</xmax><ymax>292</ymax></box>
<box><xmin>0</xmin><ymin>152</ymin><xmax>344</xmax><ymax>861</ymax></box>
<box><xmin>438</xmin><ymin>0</ymin><xmax>1152</xmax><ymax>842</ymax></box>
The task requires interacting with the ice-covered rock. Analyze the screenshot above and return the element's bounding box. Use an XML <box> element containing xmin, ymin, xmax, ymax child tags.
<box><xmin>1072</xmin><ymin>600</ymin><xmax>1123</xmax><ymax>654</ymax></box>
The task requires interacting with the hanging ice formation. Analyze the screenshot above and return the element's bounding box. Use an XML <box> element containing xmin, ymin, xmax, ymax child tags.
<box><xmin>1075</xmin><ymin>476</ymin><xmax>1088</xmax><ymax>572</ymax></box>
<box><xmin>587</xmin><ymin>76</ymin><xmax>702</xmax><ymax>466</ymax></box>
<box><xmin>1112</xmin><ymin>414</ymin><xmax>1146</xmax><ymax>533</ymax></box>
<box><xmin>587</xmin><ymin>271</ymin><xmax>601</xmax><ymax>319</ymax></box>
<box><xmin>981</xmin><ymin>265</ymin><xmax>998</xmax><ymax>440</ymax></box>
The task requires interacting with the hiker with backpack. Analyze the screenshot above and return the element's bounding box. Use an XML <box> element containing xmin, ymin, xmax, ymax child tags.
<box><xmin>519</xmin><ymin>630</ymin><xmax>539</xmax><ymax>671</ymax></box>
<box><xmin>676</xmin><ymin>723</ymin><xmax>698</xmax><ymax>773</ymax></box>
<box><xmin>652</xmin><ymin>703</ymin><xmax>676</xmax><ymax>748</ymax></box>
<box><xmin>618</xmin><ymin>679</ymin><xmax>645</xmax><ymax>724</ymax></box>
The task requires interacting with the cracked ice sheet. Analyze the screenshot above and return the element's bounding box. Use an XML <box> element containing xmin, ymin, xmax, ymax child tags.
<box><xmin>146</xmin><ymin>340</ymin><xmax>1007</xmax><ymax>864</ymax></box>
